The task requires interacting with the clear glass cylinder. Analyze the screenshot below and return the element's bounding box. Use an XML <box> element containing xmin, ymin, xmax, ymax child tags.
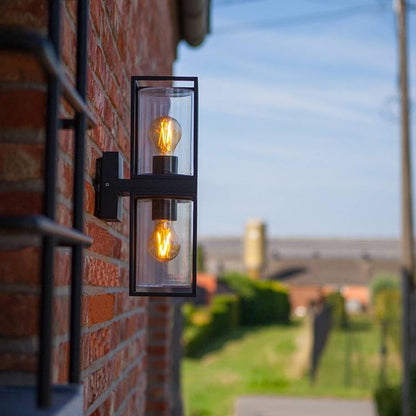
<box><xmin>134</xmin><ymin>198</ymin><xmax>193</xmax><ymax>294</ymax></box>
<box><xmin>137</xmin><ymin>87</ymin><xmax>194</xmax><ymax>175</ymax></box>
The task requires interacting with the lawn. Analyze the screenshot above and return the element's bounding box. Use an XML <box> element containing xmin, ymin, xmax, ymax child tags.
<box><xmin>182</xmin><ymin>316</ymin><xmax>401</xmax><ymax>416</ymax></box>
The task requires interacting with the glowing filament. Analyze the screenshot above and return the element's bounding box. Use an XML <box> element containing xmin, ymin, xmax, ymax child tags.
<box><xmin>148</xmin><ymin>220</ymin><xmax>180</xmax><ymax>262</ymax></box>
<box><xmin>149</xmin><ymin>116</ymin><xmax>182</xmax><ymax>155</ymax></box>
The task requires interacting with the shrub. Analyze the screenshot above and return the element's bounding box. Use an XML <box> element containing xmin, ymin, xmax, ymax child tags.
<box><xmin>220</xmin><ymin>273</ymin><xmax>290</xmax><ymax>325</ymax></box>
<box><xmin>212</xmin><ymin>294</ymin><xmax>240</xmax><ymax>329</ymax></box>
<box><xmin>183</xmin><ymin>274</ymin><xmax>290</xmax><ymax>357</ymax></box>
<box><xmin>370</xmin><ymin>274</ymin><xmax>400</xmax><ymax>302</ymax></box>
<box><xmin>374</xmin><ymin>364</ymin><xmax>416</xmax><ymax>416</ymax></box>
<box><xmin>374</xmin><ymin>385</ymin><xmax>401</xmax><ymax>416</ymax></box>
<box><xmin>183</xmin><ymin>294</ymin><xmax>240</xmax><ymax>357</ymax></box>
<box><xmin>373</xmin><ymin>289</ymin><xmax>401</xmax><ymax>323</ymax></box>
<box><xmin>182</xmin><ymin>303</ymin><xmax>196</xmax><ymax>327</ymax></box>
<box><xmin>197</xmin><ymin>245</ymin><xmax>206</xmax><ymax>272</ymax></box>
<box><xmin>325</xmin><ymin>292</ymin><xmax>348</xmax><ymax>328</ymax></box>
<box><xmin>183</xmin><ymin>322</ymin><xmax>212</xmax><ymax>357</ymax></box>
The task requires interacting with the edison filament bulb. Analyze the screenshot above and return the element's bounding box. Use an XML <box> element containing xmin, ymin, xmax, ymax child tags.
<box><xmin>148</xmin><ymin>220</ymin><xmax>181</xmax><ymax>262</ymax></box>
<box><xmin>149</xmin><ymin>116</ymin><xmax>182</xmax><ymax>155</ymax></box>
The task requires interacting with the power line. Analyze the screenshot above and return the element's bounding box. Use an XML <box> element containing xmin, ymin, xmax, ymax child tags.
<box><xmin>214</xmin><ymin>3</ymin><xmax>388</xmax><ymax>35</ymax></box>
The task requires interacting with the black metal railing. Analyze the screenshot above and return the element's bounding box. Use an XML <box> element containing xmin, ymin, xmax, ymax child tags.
<box><xmin>0</xmin><ymin>0</ymin><xmax>94</xmax><ymax>408</ymax></box>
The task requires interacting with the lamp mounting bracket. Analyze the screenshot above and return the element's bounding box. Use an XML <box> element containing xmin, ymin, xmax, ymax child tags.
<box><xmin>95</xmin><ymin>152</ymin><xmax>197</xmax><ymax>222</ymax></box>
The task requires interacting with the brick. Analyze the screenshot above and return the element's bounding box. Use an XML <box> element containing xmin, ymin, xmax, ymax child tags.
<box><xmin>58</xmin><ymin>130</ymin><xmax>74</xmax><ymax>156</ymax></box>
<box><xmin>85</xmin><ymin>256</ymin><xmax>120</xmax><ymax>287</ymax></box>
<box><xmin>87</xmin><ymin>222</ymin><xmax>118</xmax><ymax>258</ymax></box>
<box><xmin>88</xmin><ymin>74</ymin><xmax>105</xmax><ymax>118</ymax></box>
<box><xmin>0</xmin><ymin>246</ymin><xmax>40</xmax><ymax>284</ymax></box>
<box><xmin>82</xmin><ymin>296</ymin><xmax>89</xmax><ymax>327</ymax></box>
<box><xmin>54</xmin><ymin>249</ymin><xmax>71</xmax><ymax>286</ymax></box>
<box><xmin>61</xmin><ymin>11</ymin><xmax>77</xmax><ymax>75</ymax></box>
<box><xmin>88</xmin><ymin>294</ymin><xmax>114</xmax><ymax>326</ymax></box>
<box><xmin>89</xmin><ymin>326</ymin><xmax>111</xmax><ymax>363</ymax></box>
<box><xmin>57</xmin><ymin>157</ymin><xmax>73</xmax><ymax>200</ymax></box>
<box><xmin>81</xmin><ymin>334</ymin><xmax>91</xmax><ymax>370</ymax></box>
<box><xmin>113</xmin><ymin>348</ymin><xmax>124</xmax><ymax>379</ymax></box>
<box><xmin>89</xmin><ymin>0</ymin><xmax>103</xmax><ymax>33</ymax></box>
<box><xmin>148</xmin><ymin>346</ymin><xmax>168</xmax><ymax>356</ymax></box>
<box><xmin>86</xmin><ymin>142</ymin><xmax>101</xmax><ymax>177</ymax></box>
<box><xmin>64</xmin><ymin>0</ymin><xmax>77</xmax><ymax>23</ymax></box>
<box><xmin>125</xmin><ymin>314</ymin><xmax>139</xmax><ymax>339</ymax></box>
<box><xmin>146</xmin><ymin>401</ymin><xmax>168</xmax><ymax>414</ymax></box>
<box><xmin>53</xmin><ymin>296</ymin><xmax>69</xmax><ymax>336</ymax></box>
<box><xmin>110</xmin><ymin>320</ymin><xmax>123</xmax><ymax>350</ymax></box>
<box><xmin>0</xmin><ymin>89</ymin><xmax>45</xmax><ymax>129</ymax></box>
<box><xmin>90</xmin><ymin>396</ymin><xmax>113</xmax><ymax>416</ymax></box>
<box><xmin>84</xmin><ymin>180</ymin><xmax>96</xmax><ymax>214</ymax></box>
<box><xmin>54</xmin><ymin>342</ymin><xmax>69</xmax><ymax>383</ymax></box>
<box><xmin>0</xmin><ymin>53</ymin><xmax>45</xmax><ymax>84</ymax></box>
<box><xmin>0</xmin><ymin>294</ymin><xmax>38</xmax><ymax>337</ymax></box>
<box><xmin>0</xmin><ymin>191</ymin><xmax>42</xmax><ymax>215</ymax></box>
<box><xmin>56</xmin><ymin>203</ymin><xmax>73</xmax><ymax>228</ymax></box>
<box><xmin>0</xmin><ymin>143</ymin><xmax>43</xmax><ymax>182</ymax></box>
<box><xmin>0</xmin><ymin>352</ymin><xmax>37</xmax><ymax>372</ymax></box>
<box><xmin>86</xmin><ymin>363</ymin><xmax>112</xmax><ymax>408</ymax></box>
<box><xmin>0</xmin><ymin>0</ymin><xmax>48</xmax><ymax>28</ymax></box>
<box><xmin>147</xmin><ymin>316</ymin><xmax>170</xmax><ymax>329</ymax></box>
<box><xmin>114</xmin><ymin>378</ymin><xmax>128</xmax><ymax>411</ymax></box>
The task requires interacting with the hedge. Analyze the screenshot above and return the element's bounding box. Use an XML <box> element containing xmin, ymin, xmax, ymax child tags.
<box><xmin>374</xmin><ymin>385</ymin><xmax>401</xmax><ymax>416</ymax></box>
<box><xmin>219</xmin><ymin>273</ymin><xmax>290</xmax><ymax>325</ymax></box>
<box><xmin>325</xmin><ymin>292</ymin><xmax>348</xmax><ymax>328</ymax></box>
<box><xmin>183</xmin><ymin>274</ymin><xmax>290</xmax><ymax>357</ymax></box>
<box><xmin>373</xmin><ymin>363</ymin><xmax>416</xmax><ymax>416</ymax></box>
<box><xmin>183</xmin><ymin>294</ymin><xmax>240</xmax><ymax>357</ymax></box>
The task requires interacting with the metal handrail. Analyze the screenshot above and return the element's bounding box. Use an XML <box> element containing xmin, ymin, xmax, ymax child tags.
<box><xmin>0</xmin><ymin>216</ymin><xmax>93</xmax><ymax>246</ymax></box>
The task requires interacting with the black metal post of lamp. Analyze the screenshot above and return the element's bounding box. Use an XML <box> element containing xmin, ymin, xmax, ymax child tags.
<box><xmin>95</xmin><ymin>76</ymin><xmax>198</xmax><ymax>297</ymax></box>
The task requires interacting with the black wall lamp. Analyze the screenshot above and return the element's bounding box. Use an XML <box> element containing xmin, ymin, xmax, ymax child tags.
<box><xmin>95</xmin><ymin>76</ymin><xmax>198</xmax><ymax>296</ymax></box>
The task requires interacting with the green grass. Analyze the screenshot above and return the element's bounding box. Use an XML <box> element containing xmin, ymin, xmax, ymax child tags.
<box><xmin>182</xmin><ymin>316</ymin><xmax>401</xmax><ymax>416</ymax></box>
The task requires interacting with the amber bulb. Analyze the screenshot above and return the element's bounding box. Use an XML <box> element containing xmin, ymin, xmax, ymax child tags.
<box><xmin>149</xmin><ymin>116</ymin><xmax>182</xmax><ymax>155</ymax></box>
<box><xmin>148</xmin><ymin>220</ymin><xmax>181</xmax><ymax>262</ymax></box>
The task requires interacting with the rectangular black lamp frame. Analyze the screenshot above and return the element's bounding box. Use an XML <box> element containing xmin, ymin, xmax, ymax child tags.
<box><xmin>95</xmin><ymin>76</ymin><xmax>198</xmax><ymax>297</ymax></box>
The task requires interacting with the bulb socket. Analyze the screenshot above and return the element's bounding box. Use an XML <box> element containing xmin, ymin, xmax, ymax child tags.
<box><xmin>152</xmin><ymin>199</ymin><xmax>177</xmax><ymax>221</ymax></box>
<box><xmin>152</xmin><ymin>155</ymin><xmax>178</xmax><ymax>174</ymax></box>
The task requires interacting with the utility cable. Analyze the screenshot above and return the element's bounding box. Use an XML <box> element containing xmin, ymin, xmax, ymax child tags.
<box><xmin>214</xmin><ymin>3</ymin><xmax>389</xmax><ymax>35</ymax></box>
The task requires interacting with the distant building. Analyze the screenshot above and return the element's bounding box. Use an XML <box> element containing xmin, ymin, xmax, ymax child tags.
<box><xmin>200</xmin><ymin>237</ymin><xmax>400</xmax><ymax>314</ymax></box>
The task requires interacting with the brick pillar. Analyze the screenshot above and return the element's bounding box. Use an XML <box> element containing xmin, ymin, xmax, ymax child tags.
<box><xmin>146</xmin><ymin>298</ymin><xmax>173</xmax><ymax>416</ymax></box>
<box><xmin>0</xmin><ymin>0</ymin><xmax>48</xmax><ymax>387</ymax></box>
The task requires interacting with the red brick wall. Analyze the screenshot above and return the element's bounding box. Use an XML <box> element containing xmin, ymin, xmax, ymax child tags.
<box><xmin>0</xmin><ymin>1</ymin><xmax>180</xmax><ymax>415</ymax></box>
<box><xmin>288</xmin><ymin>285</ymin><xmax>325</xmax><ymax>311</ymax></box>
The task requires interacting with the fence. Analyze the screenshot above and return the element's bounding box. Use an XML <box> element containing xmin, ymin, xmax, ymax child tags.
<box><xmin>310</xmin><ymin>303</ymin><xmax>333</xmax><ymax>383</ymax></box>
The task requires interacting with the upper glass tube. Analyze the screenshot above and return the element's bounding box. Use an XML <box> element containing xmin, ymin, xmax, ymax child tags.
<box><xmin>137</xmin><ymin>87</ymin><xmax>194</xmax><ymax>175</ymax></box>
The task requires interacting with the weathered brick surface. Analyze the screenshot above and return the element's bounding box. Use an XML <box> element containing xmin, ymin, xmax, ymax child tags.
<box><xmin>146</xmin><ymin>298</ymin><xmax>173</xmax><ymax>416</ymax></box>
<box><xmin>0</xmin><ymin>293</ymin><xmax>39</xmax><ymax>337</ymax></box>
<box><xmin>88</xmin><ymin>294</ymin><xmax>115</xmax><ymax>326</ymax></box>
<box><xmin>0</xmin><ymin>0</ymin><xmax>181</xmax><ymax>414</ymax></box>
<box><xmin>0</xmin><ymin>246</ymin><xmax>40</xmax><ymax>284</ymax></box>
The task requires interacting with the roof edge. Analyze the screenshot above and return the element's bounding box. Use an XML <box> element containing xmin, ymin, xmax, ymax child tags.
<box><xmin>178</xmin><ymin>0</ymin><xmax>211</xmax><ymax>47</ymax></box>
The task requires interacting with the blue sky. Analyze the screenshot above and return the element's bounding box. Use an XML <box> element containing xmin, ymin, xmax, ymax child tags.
<box><xmin>174</xmin><ymin>0</ymin><xmax>416</xmax><ymax>238</ymax></box>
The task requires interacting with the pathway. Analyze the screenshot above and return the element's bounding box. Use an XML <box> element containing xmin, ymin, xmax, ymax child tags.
<box><xmin>235</xmin><ymin>396</ymin><xmax>375</xmax><ymax>416</ymax></box>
